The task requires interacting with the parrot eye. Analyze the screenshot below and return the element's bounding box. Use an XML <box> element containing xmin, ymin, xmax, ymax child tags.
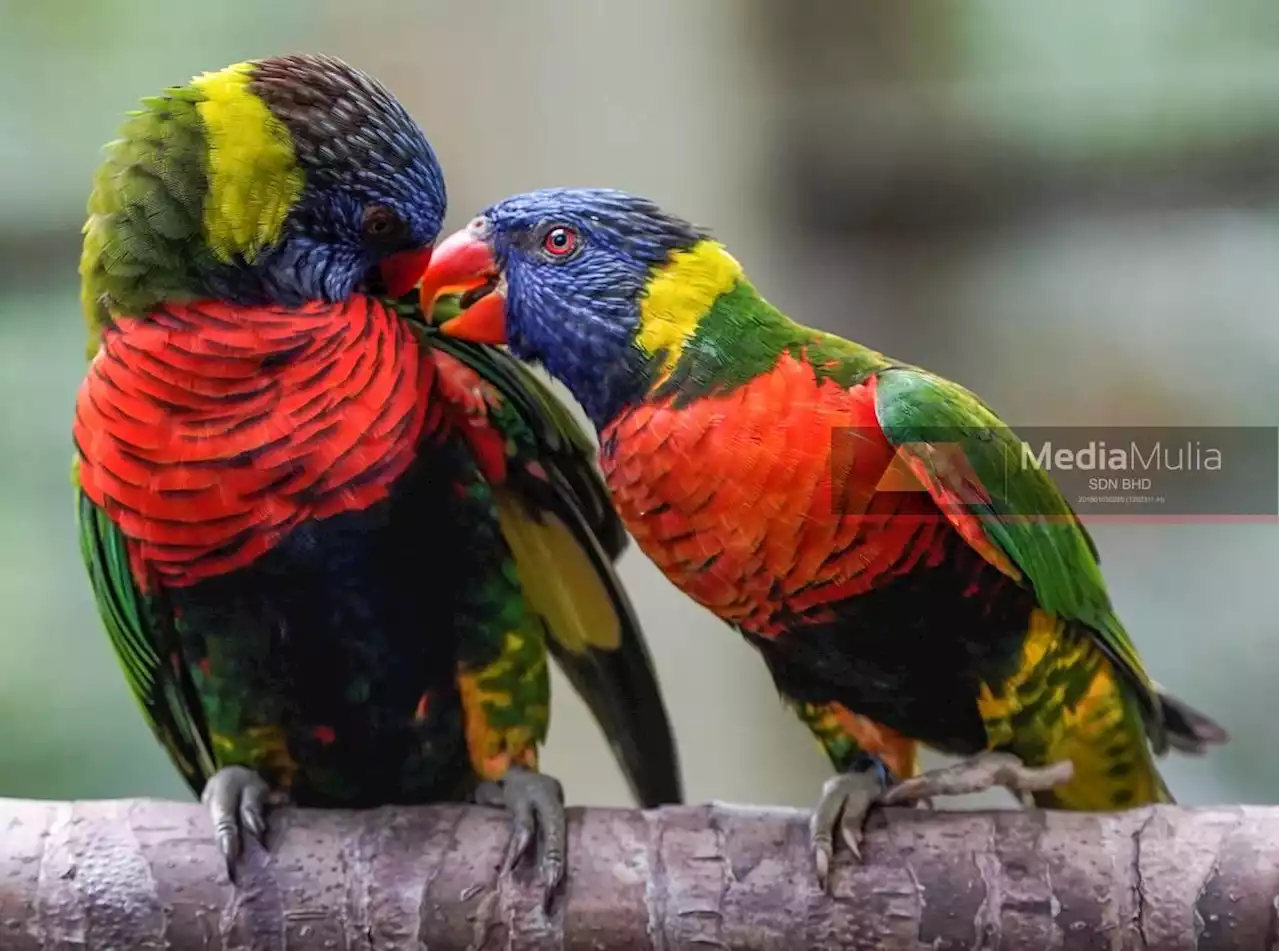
<box><xmin>362</xmin><ymin>205</ymin><xmax>406</xmax><ymax>244</ymax></box>
<box><xmin>540</xmin><ymin>225</ymin><xmax>579</xmax><ymax>260</ymax></box>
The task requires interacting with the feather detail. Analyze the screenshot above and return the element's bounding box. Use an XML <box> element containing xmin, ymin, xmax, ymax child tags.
<box><xmin>494</xmin><ymin>492</ymin><xmax>620</xmax><ymax>654</ymax></box>
<box><xmin>603</xmin><ymin>353</ymin><xmax>947</xmax><ymax>636</ymax></box>
<box><xmin>74</xmin><ymin>296</ymin><xmax>431</xmax><ymax>589</ymax></box>
<box><xmin>190</xmin><ymin>63</ymin><xmax>303</xmax><ymax>263</ymax></box>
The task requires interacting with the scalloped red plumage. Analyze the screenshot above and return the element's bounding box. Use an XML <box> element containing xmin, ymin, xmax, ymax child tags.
<box><xmin>74</xmin><ymin>296</ymin><xmax>436</xmax><ymax>589</ymax></box>
<box><xmin>600</xmin><ymin>354</ymin><xmax>955</xmax><ymax>637</ymax></box>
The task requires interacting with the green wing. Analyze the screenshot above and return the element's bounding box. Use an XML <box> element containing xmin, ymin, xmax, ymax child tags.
<box><xmin>402</xmin><ymin>295</ymin><xmax>683</xmax><ymax>806</ymax></box>
<box><xmin>873</xmin><ymin>368</ymin><xmax>1163</xmax><ymax>735</ymax></box>
<box><xmin>76</xmin><ymin>478</ymin><xmax>215</xmax><ymax>794</ymax></box>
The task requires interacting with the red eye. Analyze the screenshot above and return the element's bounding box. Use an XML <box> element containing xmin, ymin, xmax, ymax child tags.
<box><xmin>542</xmin><ymin>226</ymin><xmax>578</xmax><ymax>257</ymax></box>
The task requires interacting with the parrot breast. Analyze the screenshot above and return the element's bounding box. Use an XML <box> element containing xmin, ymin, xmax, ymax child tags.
<box><xmin>600</xmin><ymin>353</ymin><xmax>954</xmax><ymax>635</ymax></box>
<box><xmin>74</xmin><ymin>295</ymin><xmax>435</xmax><ymax>589</ymax></box>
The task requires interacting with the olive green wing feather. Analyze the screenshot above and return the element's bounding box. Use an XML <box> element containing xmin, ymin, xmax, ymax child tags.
<box><xmin>872</xmin><ymin>368</ymin><xmax>1165</xmax><ymax>742</ymax></box>
<box><xmin>76</xmin><ymin>478</ymin><xmax>215</xmax><ymax>794</ymax></box>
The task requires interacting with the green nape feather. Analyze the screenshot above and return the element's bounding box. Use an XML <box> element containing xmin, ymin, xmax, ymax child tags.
<box><xmin>656</xmin><ymin>275</ymin><xmax>890</xmax><ymax>408</ymax></box>
<box><xmin>80</xmin><ymin>87</ymin><xmax>211</xmax><ymax>356</ymax></box>
<box><xmin>79</xmin><ymin>61</ymin><xmax>305</xmax><ymax>359</ymax></box>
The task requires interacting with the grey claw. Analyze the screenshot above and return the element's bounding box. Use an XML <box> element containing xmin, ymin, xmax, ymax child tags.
<box><xmin>217</xmin><ymin>831</ymin><xmax>239</xmax><ymax>880</ymax></box>
<box><xmin>839</xmin><ymin>816</ymin><xmax>863</xmax><ymax>860</ymax></box>
<box><xmin>541</xmin><ymin>854</ymin><xmax>565</xmax><ymax>913</ymax></box>
<box><xmin>241</xmin><ymin>810</ymin><xmax>266</xmax><ymax>843</ymax></box>
<box><xmin>808</xmin><ymin>767</ymin><xmax>889</xmax><ymax>890</ymax></box>
<box><xmin>504</xmin><ymin>819</ymin><xmax>534</xmax><ymax>873</ymax></box>
<box><xmin>201</xmin><ymin>766</ymin><xmax>273</xmax><ymax>882</ymax></box>
<box><xmin>810</xmin><ymin>825</ymin><xmax>833</xmax><ymax>890</ymax></box>
<box><xmin>484</xmin><ymin>766</ymin><xmax>567</xmax><ymax>910</ymax></box>
<box><xmin>239</xmin><ymin>781</ymin><xmax>269</xmax><ymax>843</ymax></box>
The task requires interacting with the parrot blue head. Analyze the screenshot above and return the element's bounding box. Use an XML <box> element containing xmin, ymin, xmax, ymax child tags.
<box><xmin>419</xmin><ymin>187</ymin><xmax>709</xmax><ymax>427</ymax></box>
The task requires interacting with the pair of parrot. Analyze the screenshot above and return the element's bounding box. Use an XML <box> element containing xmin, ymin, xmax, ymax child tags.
<box><xmin>76</xmin><ymin>54</ymin><xmax>1227</xmax><ymax>899</ymax></box>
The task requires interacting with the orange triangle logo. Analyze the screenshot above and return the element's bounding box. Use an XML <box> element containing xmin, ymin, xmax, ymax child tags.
<box><xmin>875</xmin><ymin>443</ymin><xmax>993</xmax><ymax>507</ymax></box>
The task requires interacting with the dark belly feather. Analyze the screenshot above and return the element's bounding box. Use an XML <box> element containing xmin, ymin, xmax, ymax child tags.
<box><xmin>749</xmin><ymin>532</ymin><xmax>1036</xmax><ymax>755</ymax></box>
<box><xmin>169</xmin><ymin>439</ymin><xmax>478</xmax><ymax>805</ymax></box>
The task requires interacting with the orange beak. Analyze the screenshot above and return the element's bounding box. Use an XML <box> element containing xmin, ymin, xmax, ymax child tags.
<box><xmin>418</xmin><ymin>227</ymin><xmax>509</xmax><ymax>344</ymax></box>
<box><xmin>378</xmin><ymin>245</ymin><xmax>434</xmax><ymax>299</ymax></box>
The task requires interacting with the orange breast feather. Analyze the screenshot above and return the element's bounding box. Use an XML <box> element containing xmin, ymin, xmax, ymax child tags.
<box><xmin>601</xmin><ymin>354</ymin><xmax>948</xmax><ymax>636</ymax></box>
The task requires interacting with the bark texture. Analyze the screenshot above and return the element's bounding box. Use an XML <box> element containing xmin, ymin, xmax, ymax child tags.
<box><xmin>0</xmin><ymin>799</ymin><xmax>1274</xmax><ymax>951</ymax></box>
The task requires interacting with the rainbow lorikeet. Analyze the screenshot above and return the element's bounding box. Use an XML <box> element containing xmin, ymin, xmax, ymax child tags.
<box><xmin>417</xmin><ymin>187</ymin><xmax>1229</xmax><ymax>886</ymax></box>
<box><xmin>73</xmin><ymin>70</ymin><xmax>682</xmax><ymax>899</ymax></box>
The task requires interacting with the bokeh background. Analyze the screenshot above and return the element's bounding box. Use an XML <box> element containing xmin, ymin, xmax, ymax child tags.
<box><xmin>1</xmin><ymin>1</ymin><xmax>1275</xmax><ymax>809</ymax></box>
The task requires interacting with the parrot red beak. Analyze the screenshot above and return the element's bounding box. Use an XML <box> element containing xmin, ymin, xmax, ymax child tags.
<box><xmin>418</xmin><ymin>227</ymin><xmax>509</xmax><ymax>344</ymax></box>
<box><xmin>378</xmin><ymin>245</ymin><xmax>435</xmax><ymax>299</ymax></box>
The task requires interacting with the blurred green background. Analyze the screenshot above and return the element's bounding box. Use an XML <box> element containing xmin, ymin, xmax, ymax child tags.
<box><xmin>0</xmin><ymin>1</ymin><xmax>1275</xmax><ymax>809</ymax></box>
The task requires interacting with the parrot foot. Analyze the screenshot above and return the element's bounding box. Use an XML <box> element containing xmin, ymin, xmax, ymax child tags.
<box><xmin>475</xmin><ymin>765</ymin><xmax>566</xmax><ymax>912</ymax></box>
<box><xmin>200</xmin><ymin>766</ymin><xmax>274</xmax><ymax>882</ymax></box>
<box><xmin>880</xmin><ymin>751</ymin><xmax>1074</xmax><ymax>808</ymax></box>
<box><xmin>809</xmin><ymin>756</ymin><xmax>892</xmax><ymax>891</ymax></box>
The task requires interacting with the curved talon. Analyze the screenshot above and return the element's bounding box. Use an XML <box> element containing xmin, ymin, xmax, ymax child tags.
<box><xmin>809</xmin><ymin>764</ymin><xmax>889</xmax><ymax>891</ymax></box>
<box><xmin>503</xmin><ymin>797</ymin><xmax>536</xmax><ymax>873</ymax></box>
<box><xmin>475</xmin><ymin>766</ymin><xmax>567</xmax><ymax>911</ymax></box>
<box><xmin>200</xmin><ymin>765</ymin><xmax>273</xmax><ymax>882</ymax></box>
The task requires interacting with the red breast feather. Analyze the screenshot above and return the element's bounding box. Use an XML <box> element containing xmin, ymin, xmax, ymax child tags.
<box><xmin>74</xmin><ymin>297</ymin><xmax>436</xmax><ymax>589</ymax></box>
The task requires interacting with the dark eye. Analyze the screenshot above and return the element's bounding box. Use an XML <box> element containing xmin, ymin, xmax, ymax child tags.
<box><xmin>362</xmin><ymin>205</ymin><xmax>405</xmax><ymax>243</ymax></box>
<box><xmin>541</xmin><ymin>225</ymin><xmax>578</xmax><ymax>259</ymax></box>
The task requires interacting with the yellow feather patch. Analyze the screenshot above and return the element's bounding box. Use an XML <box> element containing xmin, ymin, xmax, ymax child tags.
<box><xmin>457</xmin><ymin>633</ymin><xmax>546</xmax><ymax>780</ymax></box>
<box><xmin>977</xmin><ymin>608</ymin><xmax>1064</xmax><ymax>748</ymax></box>
<box><xmin>637</xmin><ymin>239</ymin><xmax>743</xmax><ymax>374</ymax></box>
<box><xmin>191</xmin><ymin>62</ymin><xmax>304</xmax><ymax>263</ymax></box>
<box><xmin>978</xmin><ymin>609</ymin><xmax>1167</xmax><ymax>809</ymax></box>
<box><xmin>210</xmin><ymin>725</ymin><xmax>298</xmax><ymax>790</ymax></box>
<box><xmin>494</xmin><ymin>491</ymin><xmax>621</xmax><ymax>653</ymax></box>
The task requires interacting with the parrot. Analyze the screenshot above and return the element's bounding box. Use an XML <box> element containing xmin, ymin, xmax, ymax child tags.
<box><xmin>73</xmin><ymin>68</ymin><xmax>682</xmax><ymax>901</ymax></box>
<box><xmin>415</xmin><ymin>187</ymin><xmax>1230</xmax><ymax>887</ymax></box>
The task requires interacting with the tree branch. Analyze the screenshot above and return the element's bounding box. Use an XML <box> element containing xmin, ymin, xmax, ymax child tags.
<box><xmin>0</xmin><ymin>799</ymin><xmax>1274</xmax><ymax>950</ymax></box>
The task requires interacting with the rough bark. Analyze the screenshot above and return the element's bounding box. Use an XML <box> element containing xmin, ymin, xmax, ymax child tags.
<box><xmin>0</xmin><ymin>799</ymin><xmax>1274</xmax><ymax>951</ymax></box>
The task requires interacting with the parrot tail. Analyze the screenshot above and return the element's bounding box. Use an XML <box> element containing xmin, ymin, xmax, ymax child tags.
<box><xmin>1154</xmin><ymin>685</ymin><xmax>1231</xmax><ymax>755</ymax></box>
